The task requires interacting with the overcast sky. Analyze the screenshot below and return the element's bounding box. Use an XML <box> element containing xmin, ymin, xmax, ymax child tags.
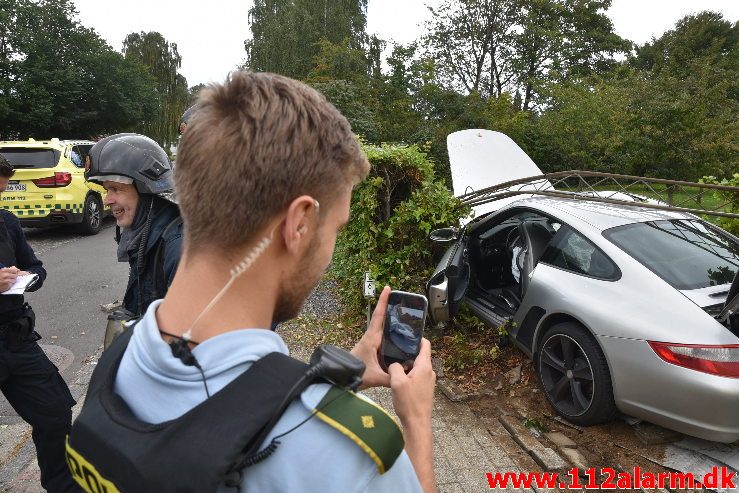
<box><xmin>72</xmin><ymin>0</ymin><xmax>739</xmax><ymax>87</ymax></box>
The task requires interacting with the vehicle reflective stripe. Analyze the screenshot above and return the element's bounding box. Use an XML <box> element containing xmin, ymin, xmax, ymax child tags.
<box><xmin>1</xmin><ymin>203</ymin><xmax>84</xmax><ymax>216</ymax></box>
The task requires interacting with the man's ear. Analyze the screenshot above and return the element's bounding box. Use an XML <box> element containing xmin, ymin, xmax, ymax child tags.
<box><xmin>282</xmin><ymin>195</ymin><xmax>318</xmax><ymax>254</ymax></box>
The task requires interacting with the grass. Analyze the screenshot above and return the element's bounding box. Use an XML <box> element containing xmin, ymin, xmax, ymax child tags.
<box><xmin>557</xmin><ymin>182</ymin><xmax>737</xmax><ymax>227</ymax></box>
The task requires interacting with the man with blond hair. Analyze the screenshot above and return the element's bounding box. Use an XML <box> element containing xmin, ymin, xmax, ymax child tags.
<box><xmin>67</xmin><ymin>71</ymin><xmax>436</xmax><ymax>493</ymax></box>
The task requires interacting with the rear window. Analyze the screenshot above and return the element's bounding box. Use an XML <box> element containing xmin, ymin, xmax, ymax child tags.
<box><xmin>0</xmin><ymin>148</ymin><xmax>60</xmax><ymax>169</ymax></box>
<box><xmin>604</xmin><ymin>220</ymin><xmax>739</xmax><ymax>290</ymax></box>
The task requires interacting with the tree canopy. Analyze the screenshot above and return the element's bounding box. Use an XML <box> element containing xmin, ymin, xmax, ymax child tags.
<box><xmin>1</xmin><ymin>0</ymin><xmax>735</xmax><ymax>182</ymax></box>
<box><xmin>244</xmin><ymin>0</ymin><xmax>369</xmax><ymax>79</ymax></box>
<box><xmin>0</xmin><ymin>0</ymin><xmax>158</xmax><ymax>139</ymax></box>
<box><xmin>123</xmin><ymin>31</ymin><xmax>189</xmax><ymax>149</ymax></box>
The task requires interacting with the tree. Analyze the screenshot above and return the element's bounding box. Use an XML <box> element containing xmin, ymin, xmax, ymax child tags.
<box><xmin>530</xmin><ymin>73</ymin><xmax>633</xmax><ymax>172</ymax></box>
<box><xmin>0</xmin><ymin>0</ymin><xmax>157</xmax><ymax>139</ymax></box>
<box><xmin>244</xmin><ymin>0</ymin><xmax>369</xmax><ymax>79</ymax></box>
<box><xmin>423</xmin><ymin>0</ymin><xmax>519</xmax><ymax>98</ymax></box>
<box><xmin>627</xmin><ymin>12</ymin><xmax>739</xmax><ymax>181</ymax></box>
<box><xmin>626</xmin><ymin>58</ymin><xmax>738</xmax><ymax>182</ymax></box>
<box><xmin>123</xmin><ymin>31</ymin><xmax>189</xmax><ymax>148</ymax></box>
<box><xmin>187</xmin><ymin>83</ymin><xmax>206</xmax><ymax>106</ymax></box>
<box><xmin>632</xmin><ymin>11</ymin><xmax>738</xmax><ymax>78</ymax></box>
<box><xmin>422</xmin><ymin>0</ymin><xmax>629</xmax><ymax>109</ymax></box>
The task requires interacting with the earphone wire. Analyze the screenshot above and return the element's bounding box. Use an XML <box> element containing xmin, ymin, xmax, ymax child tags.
<box><xmin>181</xmin><ymin>233</ymin><xmax>273</xmax><ymax>341</ymax></box>
<box><xmin>233</xmin><ymin>384</ymin><xmax>351</xmax><ymax>472</ymax></box>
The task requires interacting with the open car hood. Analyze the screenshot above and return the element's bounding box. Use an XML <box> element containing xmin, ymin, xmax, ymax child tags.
<box><xmin>447</xmin><ymin>130</ymin><xmax>554</xmax><ymax>218</ymax></box>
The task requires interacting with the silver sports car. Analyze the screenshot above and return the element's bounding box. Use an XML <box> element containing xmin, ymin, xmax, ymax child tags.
<box><xmin>427</xmin><ymin>130</ymin><xmax>739</xmax><ymax>443</ymax></box>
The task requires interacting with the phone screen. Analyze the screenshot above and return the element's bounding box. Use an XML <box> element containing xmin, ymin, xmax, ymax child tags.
<box><xmin>380</xmin><ymin>291</ymin><xmax>428</xmax><ymax>371</ymax></box>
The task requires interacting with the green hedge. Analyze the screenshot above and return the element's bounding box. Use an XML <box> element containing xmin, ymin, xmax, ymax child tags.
<box><xmin>332</xmin><ymin>143</ymin><xmax>468</xmax><ymax>313</ymax></box>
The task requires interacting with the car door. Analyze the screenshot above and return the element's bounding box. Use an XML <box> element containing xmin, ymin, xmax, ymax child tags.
<box><xmin>426</xmin><ymin>233</ymin><xmax>470</xmax><ymax>324</ymax></box>
<box><xmin>517</xmin><ymin>219</ymin><xmax>558</xmax><ymax>298</ymax></box>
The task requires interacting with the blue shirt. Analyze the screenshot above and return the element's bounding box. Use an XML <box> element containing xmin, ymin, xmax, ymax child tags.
<box><xmin>114</xmin><ymin>301</ymin><xmax>424</xmax><ymax>492</ymax></box>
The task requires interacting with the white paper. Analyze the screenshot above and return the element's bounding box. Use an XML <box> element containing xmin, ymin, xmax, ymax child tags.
<box><xmin>2</xmin><ymin>273</ymin><xmax>39</xmax><ymax>295</ymax></box>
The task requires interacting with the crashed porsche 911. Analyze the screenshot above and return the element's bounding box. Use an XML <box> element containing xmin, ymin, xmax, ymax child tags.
<box><xmin>427</xmin><ymin>130</ymin><xmax>739</xmax><ymax>443</ymax></box>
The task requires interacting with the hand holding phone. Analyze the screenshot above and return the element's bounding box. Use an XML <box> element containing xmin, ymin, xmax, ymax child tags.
<box><xmin>379</xmin><ymin>290</ymin><xmax>428</xmax><ymax>373</ymax></box>
<box><xmin>350</xmin><ymin>286</ymin><xmax>392</xmax><ymax>389</ymax></box>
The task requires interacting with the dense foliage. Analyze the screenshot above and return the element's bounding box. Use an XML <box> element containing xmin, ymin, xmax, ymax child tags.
<box><xmin>0</xmin><ymin>0</ymin><xmax>188</xmax><ymax>145</ymax></box>
<box><xmin>1</xmin><ymin>0</ymin><xmax>736</xmax><ymax>186</ymax></box>
<box><xmin>332</xmin><ymin>144</ymin><xmax>468</xmax><ymax>311</ymax></box>
<box><xmin>0</xmin><ymin>0</ymin><xmax>158</xmax><ymax>139</ymax></box>
<box><xmin>123</xmin><ymin>32</ymin><xmax>189</xmax><ymax>149</ymax></box>
<box><xmin>244</xmin><ymin>0</ymin><xmax>369</xmax><ymax>79</ymax></box>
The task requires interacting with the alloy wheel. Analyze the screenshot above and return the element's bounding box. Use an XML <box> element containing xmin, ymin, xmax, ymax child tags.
<box><xmin>87</xmin><ymin>198</ymin><xmax>101</xmax><ymax>230</ymax></box>
<box><xmin>539</xmin><ymin>334</ymin><xmax>594</xmax><ymax>417</ymax></box>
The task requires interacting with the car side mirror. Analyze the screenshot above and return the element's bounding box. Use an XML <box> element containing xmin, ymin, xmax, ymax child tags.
<box><xmin>429</xmin><ymin>227</ymin><xmax>459</xmax><ymax>242</ymax></box>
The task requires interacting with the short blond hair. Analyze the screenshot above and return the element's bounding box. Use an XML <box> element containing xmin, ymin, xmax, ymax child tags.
<box><xmin>175</xmin><ymin>71</ymin><xmax>369</xmax><ymax>251</ymax></box>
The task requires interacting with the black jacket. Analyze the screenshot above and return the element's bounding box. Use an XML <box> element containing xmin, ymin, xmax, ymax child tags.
<box><xmin>0</xmin><ymin>210</ymin><xmax>46</xmax><ymax>315</ymax></box>
<box><xmin>122</xmin><ymin>200</ymin><xmax>183</xmax><ymax>316</ymax></box>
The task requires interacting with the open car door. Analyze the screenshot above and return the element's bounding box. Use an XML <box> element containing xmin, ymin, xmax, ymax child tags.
<box><xmin>426</xmin><ymin>234</ymin><xmax>470</xmax><ymax>324</ymax></box>
<box><xmin>428</xmin><ymin>131</ymin><xmax>556</xmax><ymax>324</ymax></box>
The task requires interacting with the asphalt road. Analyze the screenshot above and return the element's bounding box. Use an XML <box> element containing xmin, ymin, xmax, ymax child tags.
<box><xmin>0</xmin><ymin>218</ymin><xmax>129</xmax><ymax>424</ymax></box>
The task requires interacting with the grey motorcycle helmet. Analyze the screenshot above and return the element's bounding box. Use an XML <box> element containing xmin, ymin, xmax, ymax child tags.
<box><xmin>85</xmin><ymin>133</ymin><xmax>174</xmax><ymax>196</ymax></box>
<box><xmin>179</xmin><ymin>104</ymin><xmax>198</xmax><ymax>135</ymax></box>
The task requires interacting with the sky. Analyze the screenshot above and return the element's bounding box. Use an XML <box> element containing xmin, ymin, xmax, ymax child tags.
<box><xmin>71</xmin><ymin>0</ymin><xmax>739</xmax><ymax>88</ymax></box>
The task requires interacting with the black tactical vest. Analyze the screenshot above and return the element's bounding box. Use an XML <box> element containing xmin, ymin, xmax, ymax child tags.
<box><xmin>66</xmin><ymin>327</ymin><xmax>310</xmax><ymax>493</ymax></box>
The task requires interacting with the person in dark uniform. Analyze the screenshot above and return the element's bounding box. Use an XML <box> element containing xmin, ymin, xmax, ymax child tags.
<box><xmin>85</xmin><ymin>134</ymin><xmax>183</xmax><ymax>318</ymax></box>
<box><xmin>0</xmin><ymin>155</ymin><xmax>80</xmax><ymax>492</ymax></box>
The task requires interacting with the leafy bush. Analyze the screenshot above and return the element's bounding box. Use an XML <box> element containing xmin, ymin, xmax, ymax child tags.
<box><xmin>432</xmin><ymin>306</ymin><xmax>499</xmax><ymax>371</ymax></box>
<box><xmin>332</xmin><ymin>143</ymin><xmax>468</xmax><ymax>313</ymax></box>
<box><xmin>700</xmin><ymin>173</ymin><xmax>739</xmax><ymax>236</ymax></box>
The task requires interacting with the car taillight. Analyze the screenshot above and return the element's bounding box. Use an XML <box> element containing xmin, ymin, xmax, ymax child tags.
<box><xmin>648</xmin><ymin>342</ymin><xmax>739</xmax><ymax>378</ymax></box>
<box><xmin>32</xmin><ymin>172</ymin><xmax>72</xmax><ymax>187</ymax></box>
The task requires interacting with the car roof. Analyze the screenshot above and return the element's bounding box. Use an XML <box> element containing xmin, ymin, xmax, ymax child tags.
<box><xmin>509</xmin><ymin>196</ymin><xmax>692</xmax><ymax>231</ymax></box>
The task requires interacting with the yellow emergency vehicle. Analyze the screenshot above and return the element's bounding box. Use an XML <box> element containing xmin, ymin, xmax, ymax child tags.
<box><xmin>0</xmin><ymin>138</ymin><xmax>110</xmax><ymax>234</ymax></box>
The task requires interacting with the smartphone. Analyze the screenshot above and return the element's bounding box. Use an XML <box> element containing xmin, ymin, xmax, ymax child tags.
<box><xmin>379</xmin><ymin>291</ymin><xmax>428</xmax><ymax>372</ymax></box>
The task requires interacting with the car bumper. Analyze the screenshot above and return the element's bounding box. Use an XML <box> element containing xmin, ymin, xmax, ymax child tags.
<box><xmin>16</xmin><ymin>210</ymin><xmax>84</xmax><ymax>227</ymax></box>
<box><xmin>600</xmin><ymin>335</ymin><xmax>739</xmax><ymax>443</ymax></box>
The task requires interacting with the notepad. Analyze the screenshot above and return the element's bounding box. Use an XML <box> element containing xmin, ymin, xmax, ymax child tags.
<box><xmin>2</xmin><ymin>274</ymin><xmax>39</xmax><ymax>295</ymax></box>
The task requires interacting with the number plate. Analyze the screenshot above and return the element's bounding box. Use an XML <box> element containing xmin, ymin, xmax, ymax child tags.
<box><xmin>6</xmin><ymin>183</ymin><xmax>26</xmax><ymax>192</ymax></box>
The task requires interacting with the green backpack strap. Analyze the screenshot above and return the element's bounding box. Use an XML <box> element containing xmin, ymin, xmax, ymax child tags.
<box><xmin>314</xmin><ymin>386</ymin><xmax>405</xmax><ymax>474</ymax></box>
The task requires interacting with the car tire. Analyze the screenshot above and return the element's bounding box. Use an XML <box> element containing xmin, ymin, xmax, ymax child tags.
<box><xmin>537</xmin><ymin>322</ymin><xmax>617</xmax><ymax>426</ymax></box>
<box><xmin>78</xmin><ymin>194</ymin><xmax>102</xmax><ymax>235</ymax></box>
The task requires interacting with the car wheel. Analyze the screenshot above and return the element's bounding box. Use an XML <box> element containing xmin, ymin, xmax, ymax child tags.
<box><xmin>78</xmin><ymin>194</ymin><xmax>102</xmax><ymax>235</ymax></box>
<box><xmin>537</xmin><ymin>322</ymin><xmax>617</xmax><ymax>426</ymax></box>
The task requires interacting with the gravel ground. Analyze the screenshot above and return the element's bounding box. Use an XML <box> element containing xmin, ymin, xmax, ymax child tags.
<box><xmin>276</xmin><ymin>276</ymin><xmax>364</xmax><ymax>361</ymax></box>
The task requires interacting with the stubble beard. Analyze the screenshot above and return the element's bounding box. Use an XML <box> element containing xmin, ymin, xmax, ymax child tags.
<box><xmin>272</xmin><ymin>234</ymin><xmax>323</xmax><ymax>325</ymax></box>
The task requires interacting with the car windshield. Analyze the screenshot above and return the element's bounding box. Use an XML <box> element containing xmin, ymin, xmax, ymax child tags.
<box><xmin>0</xmin><ymin>148</ymin><xmax>58</xmax><ymax>168</ymax></box>
<box><xmin>604</xmin><ymin>220</ymin><xmax>739</xmax><ymax>290</ymax></box>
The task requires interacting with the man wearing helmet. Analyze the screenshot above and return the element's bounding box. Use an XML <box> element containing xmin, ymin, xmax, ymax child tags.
<box><xmin>179</xmin><ymin>104</ymin><xmax>197</xmax><ymax>135</ymax></box>
<box><xmin>85</xmin><ymin>134</ymin><xmax>183</xmax><ymax>318</ymax></box>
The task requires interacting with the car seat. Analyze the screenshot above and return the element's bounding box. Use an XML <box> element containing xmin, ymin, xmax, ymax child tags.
<box><xmin>519</xmin><ymin>222</ymin><xmax>554</xmax><ymax>296</ymax></box>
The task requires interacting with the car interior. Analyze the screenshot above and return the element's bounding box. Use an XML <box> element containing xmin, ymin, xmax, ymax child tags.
<box><xmin>467</xmin><ymin>211</ymin><xmax>560</xmax><ymax>315</ymax></box>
